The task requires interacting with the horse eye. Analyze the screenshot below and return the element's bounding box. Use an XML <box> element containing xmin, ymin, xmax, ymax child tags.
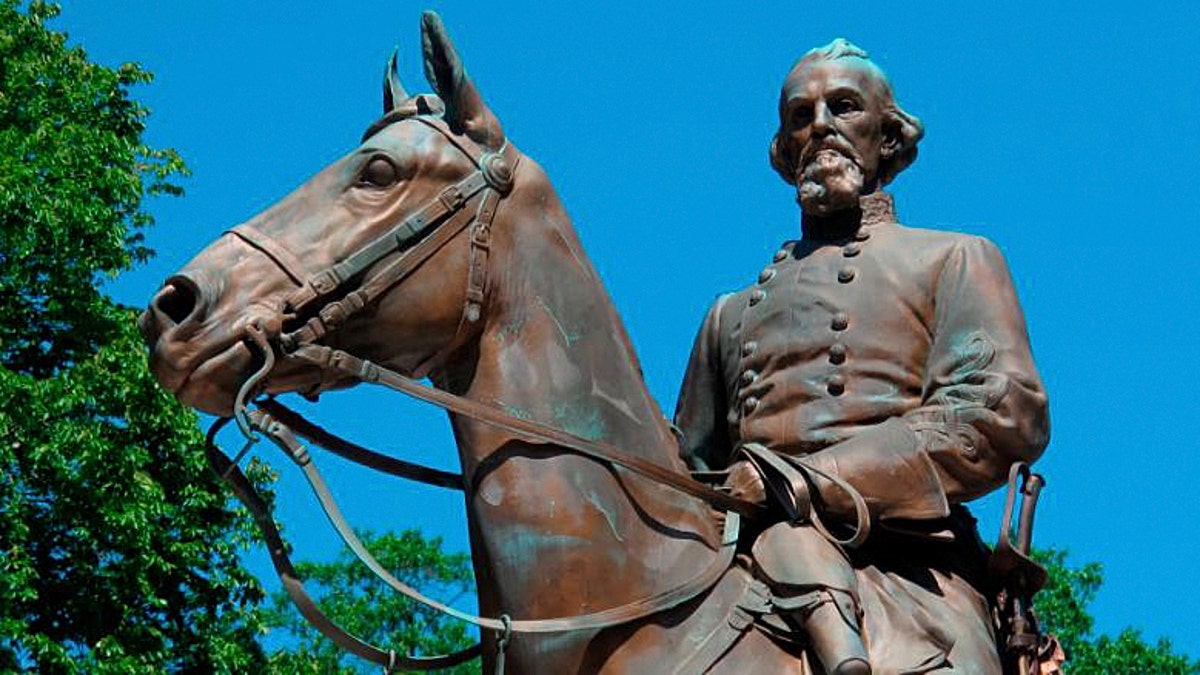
<box><xmin>361</xmin><ymin>156</ymin><xmax>399</xmax><ymax>187</ymax></box>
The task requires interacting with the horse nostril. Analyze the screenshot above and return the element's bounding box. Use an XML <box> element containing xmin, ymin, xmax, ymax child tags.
<box><xmin>153</xmin><ymin>276</ymin><xmax>202</xmax><ymax>326</ymax></box>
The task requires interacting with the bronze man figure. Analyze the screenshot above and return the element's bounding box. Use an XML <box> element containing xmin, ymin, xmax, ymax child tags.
<box><xmin>674</xmin><ymin>39</ymin><xmax>1049</xmax><ymax>674</ymax></box>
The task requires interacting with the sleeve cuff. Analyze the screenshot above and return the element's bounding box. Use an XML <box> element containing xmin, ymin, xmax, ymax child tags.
<box><xmin>802</xmin><ymin>418</ymin><xmax>951</xmax><ymax>521</ymax></box>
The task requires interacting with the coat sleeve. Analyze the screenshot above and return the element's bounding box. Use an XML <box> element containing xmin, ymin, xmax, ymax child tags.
<box><xmin>673</xmin><ymin>295</ymin><xmax>735</xmax><ymax>472</ymax></box>
<box><xmin>804</xmin><ymin>236</ymin><xmax>1050</xmax><ymax>521</ymax></box>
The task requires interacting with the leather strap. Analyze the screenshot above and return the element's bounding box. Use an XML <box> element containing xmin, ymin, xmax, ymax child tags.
<box><xmin>407</xmin><ymin>179</ymin><xmax>506</xmax><ymax>378</ymax></box>
<box><xmin>226</xmin><ymin>223</ymin><xmax>308</xmax><ymax>286</ymax></box>
<box><xmin>223</xmin><ymin>126</ymin><xmax>516</xmax><ymax>354</ymax></box>
<box><xmin>205</xmin><ymin>420</ymin><xmax>481</xmax><ymax>672</ymax></box>
<box><xmin>669</xmin><ymin>573</ymin><xmax>764</xmax><ymax>675</ymax></box>
<box><xmin>739</xmin><ymin>442</ymin><xmax>871</xmax><ymax>548</ymax></box>
<box><xmin>258</xmin><ymin>397</ymin><xmax>463</xmax><ymax>490</ymax></box>
<box><xmin>464</xmin><ymin>189</ymin><xmax>496</xmax><ymax>321</ymax></box>
<box><xmin>222</xmin><ymin>408</ymin><xmax>742</xmax><ymax>634</ymax></box>
<box><xmin>278</xmin><ymin>142</ymin><xmax>519</xmax><ymax>351</ymax></box>
<box><xmin>281</xmin><ymin>116</ymin><xmax>503</xmax><ymax>316</ymax></box>
<box><xmin>285</xmin><ymin>342</ymin><xmax>765</xmax><ymax>519</ymax></box>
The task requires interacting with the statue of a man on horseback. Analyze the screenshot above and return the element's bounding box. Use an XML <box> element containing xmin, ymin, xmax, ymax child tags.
<box><xmin>139</xmin><ymin>15</ymin><xmax>1057</xmax><ymax>672</ymax></box>
<box><xmin>675</xmin><ymin>39</ymin><xmax>1050</xmax><ymax>674</ymax></box>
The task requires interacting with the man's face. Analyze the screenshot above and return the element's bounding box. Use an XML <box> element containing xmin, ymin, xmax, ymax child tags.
<box><xmin>780</xmin><ymin>58</ymin><xmax>888</xmax><ymax>215</ymax></box>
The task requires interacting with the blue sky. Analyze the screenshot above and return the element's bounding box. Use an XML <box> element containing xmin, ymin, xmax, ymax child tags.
<box><xmin>57</xmin><ymin>0</ymin><xmax>1200</xmax><ymax>657</ymax></box>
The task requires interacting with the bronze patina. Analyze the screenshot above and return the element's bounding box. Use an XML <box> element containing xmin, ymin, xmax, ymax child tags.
<box><xmin>142</xmin><ymin>12</ymin><xmax>797</xmax><ymax>674</ymax></box>
<box><xmin>139</xmin><ymin>16</ymin><xmax>1055</xmax><ymax>675</ymax></box>
<box><xmin>674</xmin><ymin>39</ymin><xmax>1052</xmax><ymax>674</ymax></box>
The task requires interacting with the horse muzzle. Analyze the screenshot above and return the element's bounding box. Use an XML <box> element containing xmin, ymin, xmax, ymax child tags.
<box><xmin>140</xmin><ymin>271</ymin><xmax>283</xmax><ymax>415</ymax></box>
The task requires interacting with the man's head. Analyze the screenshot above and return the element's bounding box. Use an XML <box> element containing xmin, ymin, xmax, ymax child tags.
<box><xmin>770</xmin><ymin>39</ymin><xmax>923</xmax><ymax>216</ymax></box>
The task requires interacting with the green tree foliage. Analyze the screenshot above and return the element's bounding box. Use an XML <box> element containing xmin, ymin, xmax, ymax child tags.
<box><xmin>264</xmin><ymin>529</ymin><xmax>480</xmax><ymax>674</ymax></box>
<box><xmin>1034</xmin><ymin>549</ymin><xmax>1199</xmax><ymax>674</ymax></box>
<box><xmin>0</xmin><ymin>1</ymin><xmax>182</xmax><ymax>377</ymax></box>
<box><xmin>0</xmin><ymin>2</ymin><xmax>269</xmax><ymax>671</ymax></box>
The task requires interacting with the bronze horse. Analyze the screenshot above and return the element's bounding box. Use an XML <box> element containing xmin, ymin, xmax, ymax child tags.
<box><xmin>140</xmin><ymin>12</ymin><xmax>809</xmax><ymax>674</ymax></box>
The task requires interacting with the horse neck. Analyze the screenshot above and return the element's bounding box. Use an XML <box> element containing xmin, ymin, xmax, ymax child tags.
<box><xmin>461</xmin><ymin>166</ymin><xmax>680</xmax><ymax>470</ymax></box>
<box><xmin>438</xmin><ymin>161</ymin><xmax>721</xmax><ymax>633</ymax></box>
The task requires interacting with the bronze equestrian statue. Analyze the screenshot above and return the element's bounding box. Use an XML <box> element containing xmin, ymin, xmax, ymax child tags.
<box><xmin>138</xmin><ymin>14</ymin><xmax>1053</xmax><ymax>675</ymax></box>
<box><xmin>674</xmin><ymin>39</ymin><xmax>1050</xmax><ymax>674</ymax></box>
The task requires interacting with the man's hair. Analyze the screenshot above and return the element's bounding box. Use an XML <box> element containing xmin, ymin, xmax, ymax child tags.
<box><xmin>769</xmin><ymin>39</ymin><xmax>924</xmax><ymax>188</ymax></box>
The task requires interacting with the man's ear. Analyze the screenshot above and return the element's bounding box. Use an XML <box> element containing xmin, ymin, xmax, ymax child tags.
<box><xmin>877</xmin><ymin>108</ymin><xmax>923</xmax><ymax>185</ymax></box>
<box><xmin>769</xmin><ymin>133</ymin><xmax>797</xmax><ymax>185</ymax></box>
<box><xmin>420</xmin><ymin>11</ymin><xmax>505</xmax><ymax>150</ymax></box>
<box><xmin>880</xmin><ymin>121</ymin><xmax>901</xmax><ymax>160</ymax></box>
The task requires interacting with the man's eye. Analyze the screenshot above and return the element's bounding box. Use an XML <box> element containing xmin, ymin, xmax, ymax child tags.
<box><xmin>360</xmin><ymin>156</ymin><xmax>399</xmax><ymax>187</ymax></box>
<box><xmin>831</xmin><ymin>98</ymin><xmax>861</xmax><ymax>115</ymax></box>
<box><xmin>790</xmin><ymin>106</ymin><xmax>814</xmax><ymax>126</ymax></box>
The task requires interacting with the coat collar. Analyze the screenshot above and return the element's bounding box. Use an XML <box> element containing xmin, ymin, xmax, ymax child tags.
<box><xmin>800</xmin><ymin>191</ymin><xmax>896</xmax><ymax>242</ymax></box>
<box><xmin>860</xmin><ymin>191</ymin><xmax>896</xmax><ymax>227</ymax></box>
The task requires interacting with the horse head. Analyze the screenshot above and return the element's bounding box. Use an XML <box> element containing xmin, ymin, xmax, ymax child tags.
<box><xmin>138</xmin><ymin>14</ymin><xmax>794</xmax><ymax>673</ymax></box>
<box><xmin>140</xmin><ymin>13</ymin><xmax>509</xmax><ymax>416</ymax></box>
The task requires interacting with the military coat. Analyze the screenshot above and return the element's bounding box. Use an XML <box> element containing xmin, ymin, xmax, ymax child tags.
<box><xmin>675</xmin><ymin>191</ymin><xmax>1048</xmax><ymax>519</ymax></box>
<box><xmin>674</xmin><ymin>191</ymin><xmax>1050</xmax><ymax>673</ymax></box>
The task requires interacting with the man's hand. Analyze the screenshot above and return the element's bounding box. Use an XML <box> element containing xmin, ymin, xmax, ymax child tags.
<box><xmin>727</xmin><ymin>449</ymin><xmax>817</xmax><ymax>521</ymax></box>
<box><xmin>725</xmin><ymin>460</ymin><xmax>768</xmax><ymax>506</ymax></box>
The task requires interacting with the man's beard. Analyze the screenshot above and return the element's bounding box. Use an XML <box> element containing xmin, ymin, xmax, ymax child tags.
<box><xmin>795</xmin><ymin>148</ymin><xmax>865</xmax><ymax>216</ymax></box>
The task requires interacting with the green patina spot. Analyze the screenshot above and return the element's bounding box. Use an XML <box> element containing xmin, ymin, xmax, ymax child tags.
<box><xmin>552</xmin><ymin>401</ymin><xmax>606</xmax><ymax>441</ymax></box>
<box><xmin>492</xmin><ymin>312</ymin><xmax>526</xmax><ymax>343</ymax></box>
<box><xmin>500</xmin><ymin>403</ymin><xmax>534</xmax><ymax>421</ymax></box>
<box><xmin>536</xmin><ymin>295</ymin><xmax>582</xmax><ymax>346</ymax></box>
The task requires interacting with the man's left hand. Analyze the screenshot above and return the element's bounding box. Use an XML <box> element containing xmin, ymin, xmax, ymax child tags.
<box><xmin>725</xmin><ymin>460</ymin><xmax>768</xmax><ymax>506</ymax></box>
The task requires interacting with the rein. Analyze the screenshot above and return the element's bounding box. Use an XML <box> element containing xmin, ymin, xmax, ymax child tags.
<box><xmin>208</xmin><ymin>115</ymin><xmax>759</xmax><ymax>672</ymax></box>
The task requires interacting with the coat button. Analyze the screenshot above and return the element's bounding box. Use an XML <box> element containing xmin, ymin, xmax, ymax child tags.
<box><xmin>742</xmin><ymin>341</ymin><xmax>758</xmax><ymax>357</ymax></box>
<box><xmin>773</xmin><ymin>249</ymin><xmax>789</xmax><ymax>262</ymax></box>
<box><xmin>758</xmin><ymin>268</ymin><xmax>777</xmax><ymax>284</ymax></box>
<box><xmin>842</xmin><ymin>243</ymin><xmax>861</xmax><ymax>257</ymax></box>
<box><xmin>838</xmin><ymin>267</ymin><xmax>856</xmax><ymax>283</ymax></box>
<box><xmin>743</xmin><ymin>396</ymin><xmax>760</xmax><ymax>413</ymax></box>
<box><xmin>741</xmin><ymin>370</ymin><xmax>758</xmax><ymax>386</ymax></box>
<box><xmin>828</xmin><ymin>343</ymin><xmax>847</xmax><ymax>364</ymax></box>
<box><xmin>749</xmin><ymin>289</ymin><xmax>766</xmax><ymax>306</ymax></box>
<box><xmin>827</xmin><ymin>374</ymin><xmax>846</xmax><ymax>396</ymax></box>
<box><xmin>854</xmin><ymin>229</ymin><xmax>871</xmax><ymax>241</ymax></box>
<box><xmin>831</xmin><ymin>312</ymin><xmax>849</xmax><ymax>331</ymax></box>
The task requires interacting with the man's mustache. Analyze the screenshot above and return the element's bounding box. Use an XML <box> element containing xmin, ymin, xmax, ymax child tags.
<box><xmin>797</xmin><ymin>138</ymin><xmax>862</xmax><ymax>173</ymax></box>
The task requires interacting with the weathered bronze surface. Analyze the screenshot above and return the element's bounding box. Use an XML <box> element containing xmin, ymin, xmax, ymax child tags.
<box><xmin>139</xmin><ymin>17</ymin><xmax>1051</xmax><ymax>675</ymax></box>
<box><xmin>674</xmin><ymin>40</ymin><xmax>1050</xmax><ymax>673</ymax></box>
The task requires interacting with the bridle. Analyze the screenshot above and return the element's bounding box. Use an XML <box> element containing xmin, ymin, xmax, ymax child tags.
<box><xmin>226</xmin><ymin>114</ymin><xmax>514</xmax><ymax>381</ymax></box>
<box><xmin>205</xmin><ymin>112</ymin><xmax>865</xmax><ymax>673</ymax></box>
<box><xmin>207</xmin><ymin>112</ymin><xmax>757</xmax><ymax>673</ymax></box>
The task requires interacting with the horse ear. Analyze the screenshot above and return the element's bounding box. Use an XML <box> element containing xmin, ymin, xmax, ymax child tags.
<box><xmin>420</xmin><ymin>11</ymin><xmax>504</xmax><ymax>149</ymax></box>
<box><xmin>382</xmin><ymin>47</ymin><xmax>409</xmax><ymax>114</ymax></box>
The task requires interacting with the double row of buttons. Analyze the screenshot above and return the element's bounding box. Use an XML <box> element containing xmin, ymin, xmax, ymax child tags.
<box><xmin>739</xmin><ymin>228</ymin><xmax>871</xmax><ymax>408</ymax></box>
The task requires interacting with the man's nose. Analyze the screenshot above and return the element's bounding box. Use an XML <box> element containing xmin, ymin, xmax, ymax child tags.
<box><xmin>811</xmin><ymin>102</ymin><xmax>833</xmax><ymax>136</ymax></box>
